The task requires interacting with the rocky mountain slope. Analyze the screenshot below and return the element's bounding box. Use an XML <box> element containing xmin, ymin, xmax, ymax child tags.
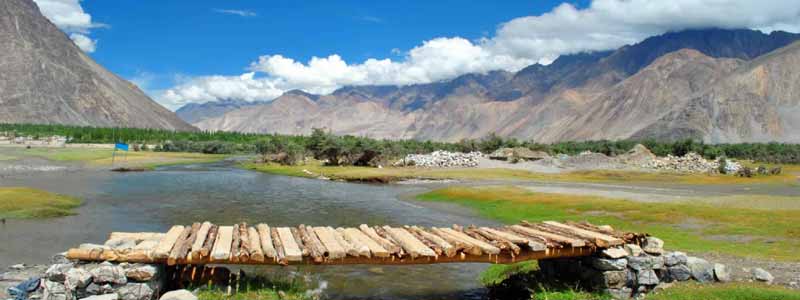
<box><xmin>191</xmin><ymin>29</ymin><xmax>800</xmax><ymax>142</ymax></box>
<box><xmin>0</xmin><ymin>0</ymin><xmax>195</xmax><ymax>131</ymax></box>
<box><xmin>176</xmin><ymin>99</ymin><xmax>265</xmax><ymax>124</ymax></box>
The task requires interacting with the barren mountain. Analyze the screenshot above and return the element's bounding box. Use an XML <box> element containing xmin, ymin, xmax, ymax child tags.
<box><xmin>0</xmin><ymin>0</ymin><xmax>195</xmax><ymax>131</ymax></box>
<box><xmin>192</xmin><ymin>29</ymin><xmax>800</xmax><ymax>142</ymax></box>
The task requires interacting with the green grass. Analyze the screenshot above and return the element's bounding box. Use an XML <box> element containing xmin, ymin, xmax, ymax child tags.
<box><xmin>416</xmin><ymin>186</ymin><xmax>800</xmax><ymax>261</ymax></box>
<box><xmin>0</xmin><ymin>187</ymin><xmax>82</xmax><ymax>218</ymax></box>
<box><xmin>196</xmin><ymin>288</ymin><xmax>306</xmax><ymax>300</ymax></box>
<box><xmin>649</xmin><ymin>283</ymin><xmax>800</xmax><ymax>300</ymax></box>
<box><xmin>15</xmin><ymin>148</ymin><xmax>227</xmax><ymax>168</ymax></box>
<box><xmin>481</xmin><ymin>261</ymin><xmax>540</xmax><ymax>286</ymax></box>
<box><xmin>242</xmin><ymin>161</ymin><xmax>799</xmax><ymax>185</ymax></box>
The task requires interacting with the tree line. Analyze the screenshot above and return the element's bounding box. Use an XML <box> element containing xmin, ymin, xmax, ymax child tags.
<box><xmin>1</xmin><ymin>123</ymin><xmax>798</xmax><ymax>164</ymax></box>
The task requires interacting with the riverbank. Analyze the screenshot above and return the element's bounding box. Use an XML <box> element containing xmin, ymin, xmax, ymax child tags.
<box><xmin>0</xmin><ymin>187</ymin><xmax>81</xmax><ymax>218</ymax></box>
<box><xmin>0</xmin><ymin>146</ymin><xmax>229</xmax><ymax>171</ymax></box>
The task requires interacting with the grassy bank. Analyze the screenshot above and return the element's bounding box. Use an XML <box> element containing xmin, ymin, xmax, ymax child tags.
<box><xmin>196</xmin><ymin>289</ymin><xmax>306</xmax><ymax>300</ymax></box>
<box><xmin>242</xmin><ymin>161</ymin><xmax>799</xmax><ymax>185</ymax></box>
<box><xmin>15</xmin><ymin>148</ymin><xmax>227</xmax><ymax>169</ymax></box>
<box><xmin>649</xmin><ymin>282</ymin><xmax>800</xmax><ymax>300</ymax></box>
<box><xmin>0</xmin><ymin>187</ymin><xmax>82</xmax><ymax>218</ymax></box>
<box><xmin>416</xmin><ymin>186</ymin><xmax>800</xmax><ymax>261</ymax></box>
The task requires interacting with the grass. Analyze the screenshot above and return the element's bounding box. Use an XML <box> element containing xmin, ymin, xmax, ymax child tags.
<box><xmin>242</xmin><ymin>161</ymin><xmax>799</xmax><ymax>185</ymax></box>
<box><xmin>0</xmin><ymin>187</ymin><xmax>82</xmax><ymax>218</ymax></box>
<box><xmin>17</xmin><ymin>148</ymin><xmax>227</xmax><ymax>169</ymax></box>
<box><xmin>196</xmin><ymin>288</ymin><xmax>307</xmax><ymax>300</ymax></box>
<box><xmin>416</xmin><ymin>186</ymin><xmax>800</xmax><ymax>261</ymax></box>
<box><xmin>648</xmin><ymin>282</ymin><xmax>800</xmax><ymax>300</ymax></box>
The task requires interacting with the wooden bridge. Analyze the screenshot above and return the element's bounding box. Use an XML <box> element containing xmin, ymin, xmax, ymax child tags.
<box><xmin>66</xmin><ymin>221</ymin><xmax>640</xmax><ymax>266</ymax></box>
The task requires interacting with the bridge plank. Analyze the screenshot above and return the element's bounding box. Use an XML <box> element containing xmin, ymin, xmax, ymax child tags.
<box><xmin>298</xmin><ymin>225</ymin><xmax>325</xmax><ymax>262</ymax></box>
<box><xmin>409</xmin><ymin>226</ymin><xmax>456</xmax><ymax>257</ymax></box>
<box><xmin>277</xmin><ymin>227</ymin><xmax>303</xmax><ymax>261</ymax></box>
<box><xmin>509</xmin><ymin>225</ymin><xmax>585</xmax><ymax>247</ymax></box>
<box><xmin>291</xmin><ymin>228</ymin><xmax>310</xmax><ymax>257</ymax></box>
<box><xmin>383</xmin><ymin>226</ymin><xmax>436</xmax><ymax>258</ymax></box>
<box><xmin>471</xmin><ymin>228</ymin><xmax>521</xmax><ymax>255</ymax></box>
<box><xmin>110</xmin><ymin>232</ymin><xmax>164</xmax><ymax>241</ymax></box>
<box><xmin>200</xmin><ymin>225</ymin><xmax>218</xmax><ymax>258</ymax></box>
<box><xmin>211</xmin><ymin>226</ymin><xmax>233</xmax><ymax>261</ymax></box>
<box><xmin>270</xmin><ymin>227</ymin><xmax>287</xmax><ymax>264</ymax></box>
<box><xmin>313</xmin><ymin>227</ymin><xmax>346</xmax><ymax>259</ymax></box>
<box><xmin>374</xmin><ymin>226</ymin><xmax>406</xmax><ymax>257</ymax></box>
<box><xmin>247</xmin><ymin>227</ymin><xmax>265</xmax><ymax>262</ymax></box>
<box><xmin>152</xmin><ymin>225</ymin><xmax>185</xmax><ymax>259</ymax></box>
<box><xmin>542</xmin><ymin>221</ymin><xmax>623</xmax><ymax>248</ymax></box>
<box><xmin>167</xmin><ymin>224</ymin><xmax>197</xmax><ymax>265</ymax></box>
<box><xmin>481</xmin><ymin>227</ymin><xmax>546</xmax><ymax>252</ymax></box>
<box><xmin>256</xmin><ymin>224</ymin><xmax>276</xmax><ymax>259</ymax></box>
<box><xmin>430</xmin><ymin>227</ymin><xmax>478</xmax><ymax>255</ymax></box>
<box><xmin>237</xmin><ymin>223</ymin><xmax>251</xmax><ymax>262</ymax></box>
<box><xmin>337</xmin><ymin>228</ymin><xmax>371</xmax><ymax>257</ymax></box>
<box><xmin>439</xmin><ymin>228</ymin><xmax>501</xmax><ymax>255</ymax></box>
<box><xmin>404</xmin><ymin>226</ymin><xmax>444</xmax><ymax>256</ymax></box>
<box><xmin>190</xmin><ymin>222</ymin><xmax>212</xmax><ymax>259</ymax></box>
<box><xmin>331</xmin><ymin>227</ymin><xmax>360</xmax><ymax>257</ymax></box>
<box><xmin>343</xmin><ymin>228</ymin><xmax>388</xmax><ymax>257</ymax></box>
<box><xmin>359</xmin><ymin>224</ymin><xmax>401</xmax><ymax>255</ymax></box>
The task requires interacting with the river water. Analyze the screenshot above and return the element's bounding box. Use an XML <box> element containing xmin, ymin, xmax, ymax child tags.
<box><xmin>0</xmin><ymin>161</ymin><xmax>498</xmax><ymax>299</ymax></box>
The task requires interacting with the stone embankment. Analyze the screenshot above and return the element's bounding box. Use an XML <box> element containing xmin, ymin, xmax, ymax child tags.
<box><xmin>394</xmin><ymin>151</ymin><xmax>483</xmax><ymax>168</ymax></box>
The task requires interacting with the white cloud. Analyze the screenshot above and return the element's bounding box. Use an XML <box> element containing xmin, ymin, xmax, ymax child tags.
<box><xmin>162</xmin><ymin>0</ymin><xmax>800</xmax><ymax>106</ymax></box>
<box><xmin>214</xmin><ymin>9</ymin><xmax>257</xmax><ymax>17</ymax></box>
<box><xmin>33</xmin><ymin>0</ymin><xmax>102</xmax><ymax>52</ymax></box>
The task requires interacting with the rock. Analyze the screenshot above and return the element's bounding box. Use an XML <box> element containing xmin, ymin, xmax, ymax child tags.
<box><xmin>627</xmin><ymin>256</ymin><xmax>663</xmax><ymax>271</ymax></box>
<box><xmin>117</xmin><ymin>283</ymin><xmax>155</xmax><ymax>300</ymax></box>
<box><xmin>125</xmin><ymin>265</ymin><xmax>158</xmax><ymax>282</ymax></box>
<box><xmin>599</xmin><ymin>271</ymin><xmax>627</xmax><ymax>289</ymax></box>
<box><xmin>604</xmin><ymin>287</ymin><xmax>632</xmax><ymax>300</ymax></box>
<box><xmin>42</xmin><ymin>280</ymin><xmax>67</xmax><ymax>300</ymax></box>
<box><xmin>642</xmin><ymin>237</ymin><xmax>664</xmax><ymax>255</ymax></box>
<box><xmin>65</xmin><ymin>268</ymin><xmax>93</xmax><ymax>290</ymax></box>
<box><xmin>10</xmin><ymin>264</ymin><xmax>26</xmax><ymax>270</ymax></box>
<box><xmin>667</xmin><ymin>265</ymin><xmax>692</xmax><ymax>282</ymax></box>
<box><xmin>105</xmin><ymin>239</ymin><xmax>137</xmax><ymax>250</ymax></box>
<box><xmin>752</xmin><ymin>268</ymin><xmax>774</xmax><ymax>284</ymax></box>
<box><xmin>624</xmin><ymin>244</ymin><xmax>643</xmax><ymax>257</ymax></box>
<box><xmin>86</xmin><ymin>283</ymin><xmax>116</xmax><ymax>295</ymax></box>
<box><xmin>80</xmin><ymin>294</ymin><xmax>119</xmax><ymax>300</ymax></box>
<box><xmin>602</xmin><ymin>248</ymin><xmax>629</xmax><ymax>259</ymax></box>
<box><xmin>713</xmin><ymin>263</ymin><xmax>731</xmax><ymax>282</ymax></box>
<box><xmin>663</xmin><ymin>252</ymin><xmax>687</xmax><ymax>266</ymax></box>
<box><xmin>91</xmin><ymin>265</ymin><xmax>127</xmax><ymax>285</ymax></box>
<box><xmin>45</xmin><ymin>264</ymin><xmax>73</xmax><ymax>283</ymax></box>
<box><xmin>591</xmin><ymin>258</ymin><xmax>628</xmax><ymax>271</ymax></box>
<box><xmin>636</xmin><ymin>270</ymin><xmax>660</xmax><ymax>286</ymax></box>
<box><xmin>686</xmin><ymin>257</ymin><xmax>714</xmax><ymax>283</ymax></box>
<box><xmin>394</xmin><ymin>151</ymin><xmax>483</xmax><ymax>168</ymax></box>
<box><xmin>159</xmin><ymin>289</ymin><xmax>196</xmax><ymax>300</ymax></box>
<box><xmin>50</xmin><ymin>253</ymin><xmax>71</xmax><ymax>265</ymax></box>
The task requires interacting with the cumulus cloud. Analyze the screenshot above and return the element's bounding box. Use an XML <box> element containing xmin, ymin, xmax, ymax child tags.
<box><xmin>162</xmin><ymin>0</ymin><xmax>800</xmax><ymax>106</ymax></box>
<box><xmin>214</xmin><ymin>9</ymin><xmax>257</xmax><ymax>17</ymax></box>
<box><xmin>33</xmin><ymin>0</ymin><xmax>103</xmax><ymax>52</ymax></box>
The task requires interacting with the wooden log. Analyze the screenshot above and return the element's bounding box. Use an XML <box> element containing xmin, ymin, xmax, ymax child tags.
<box><xmin>190</xmin><ymin>222</ymin><xmax>213</xmax><ymax>259</ymax></box>
<box><xmin>67</xmin><ymin>248</ymin><xmax>151</xmax><ymax>262</ymax></box>
<box><xmin>167</xmin><ymin>225</ymin><xmax>195</xmax><ymax>265</ymax></box>
<box><xmin>342</xmin><ymin>228</ymin><xmax>387</xmax><ymax>258</ymax></box>
<box><xmin>331</xmin><ymin>227</ymin><xmax>359</xmax><ymax>257</ymax></box>
<box><xmin>230</xmin><ymin>224</ymin><xmax>241</xmax><ymax>262</ymax></box>
<box><xmin>313</xmin><ymin>227</ymin><xmax>346</xmax><ymax>259</ymax></box>
<box><xmin>470</xmin><ymin>227</ymin><xmax>520</xmax><ymax>255</ymax></box>
<box><xmin>510</xmin><ymin>225</ymin><xmax>585</xmax><ymax>247</ymax></box>
<box><xmin>270</xmin><ymin>227</ymin><xmax>287</xmax><ymax>265</ymax></box>
<box><xmin>247</xmin><ymin>227</ymin><xmax>265</xmax><ymax>262</ymax></box>
<box><xmin>541</xmin><ymin>221</ymin><xmax>623</xmax><ymax>248</ymax></box>
<box><xmin>337</xmin><ymin>228</ymin><xmax>371</xmax><ymax>257</ymax></box>
<box><xmin>211</xmin><ymin>226</ymin><xmax>234</xmax><ymax>261</ymax></box>
<box><xmin>358</xmin><ymin>224</ymin><xmax>401</xmax><ymax>255</ymax></box>
<box><xmin>383</xmin><ymin>226</ymin><xmax>436</xmax><ymax>258</ymax></box>
<box><xmin>403</xmin><ymin>226</ymin><xmax>443</xmax><ymax>256</ymax></box>
<box><xmin>476</xmin><ymin>227</ymin><xmax>531</xmax><ymax>252</ymax></box>
<box><xmin>256</xmin><ymin>224</ymin><xmax>276</xmax><ymax>259</ymax></box>
<box><xmin>133</xmin><ymin>239</ymin><xmax>159</xmax><ymax>251</ymax></box>
<box><xmin>237</xmin><ymin>223</ymin><xmax>251</xmax><ymax>262</ymax></box>
<box><xmin>276</xmin><ymin>227</ymin><xmax>303</xmax><ymax>261</ymax></box>
<box><xmin>409</xmin><ymin>226</ymin><xmax>456</xmax><ymax>257</ymax></box>
<box><xmin>298</xmin><ymin>225</ymin><xmax>325</xmax><ymax>262</ymax></box>
<box><xmin>109</xmin><ymin>232</ymin><xmax>164</xmax><ymax>241</ymax></box>
<box><xmin>373</xmin><ymin>226</ymin><xmax>405</xmax><ymax>257</ymax></box>
<box><xmin>430</xmin><ymin>227</ymin><xmax>481</xmax><ymax>256</ymax></box>
<box><xmin>290</xmin><ymin>228</ymin><xmax>309</xmax><ymax>257</ymax></box>
<box><xmin>200</xmin><ymin>225</ymin><xmax>219</xmax><ymax>258</ymax></box>
<box><xmin>152</xmin><ymin>225</ymin><xmax>185</xmax><ymax>259</ymax></box>
<box><xmin>437</xmin><ymin>227</ymin><xmax>500</xmax><ymax>255</ymax></box>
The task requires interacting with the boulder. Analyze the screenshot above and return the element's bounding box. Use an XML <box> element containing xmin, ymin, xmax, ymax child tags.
<box><xmin>591</xmin><ymin>258</ymin><xmax>628</xmax><ymax>271</ymax></box>
<box><xmin>636</xmin><ymin>270</ymin><xmax>660</xmax><ymax>286</ymax></box>
<box><xmin>80</xmin><ymin>294</ymin><xmax>119</xmax><ymax>300</ymax></box>
<box><xmin>666</xmin><ymin>265</ymin><xmax>692</xmax><ymax>282</ymax></box>
<box><xmin>42</xmin><ymin>280</ymin><xmax>67</xmax><ymax>300</ymax></box>
<box><xmin>602</xmin><ymin>248</ymin><xmax>629</xmax><ymax>259</ymax></box>
<box><xmin>598</xmin><ymin>271</ymin><xmax>627</xmax><ymax>289</ymax></box>
<box><xmin>604</xmin><ymin>287</ymin><xmax>632</xmax><ymax>300</ymax></box>
<box><xmin>713</xmin><ymin>263</ymin><xmax>731</xmax><ymax>282</ymax></box>
<box><xmin>45</xmin><ymin>263</ymin><xmax>73</xmax><ymax>283</ymax></box>
<box><xmin>117</xmin><ymin>283</ymin><xmax>155</xmax><ymax>300</ymax></box>
<box><xmin>752</xmin><ymin>268</ymin><xmax>774</xmax><ymax>284</ymax></box>
<box><xmin>86</xmin><ymin>283</ymin><xmax>116</xmax><ymax>295</ymax></box>
<box><xmin>663</xmin><ymin>252</ymin><xmax>687</xmax><ymax>267</ymax></box>
<box><xmin>125</xmin><ymin>265</ymin><xmax>159</xmax><ymax>282</ymax></box>
<box><xmin>159</xmin><ymin>289</ymin><xmax>197</xmax><ymax>300</ymax></box>
<box><xmin>686</xmin><ymin>257</ymin><xmax>714</xmax><ymax>283</ymax></box>
<box><xmin>641</xmin><ymin>237</ymin><xmax>664</xmax><ymax>255</ymax></box>
<box><xmin>91</xmin><ymin>264</ymin><xmax>127</xmax><ymax>285</ymax></box>
<box><xmin>10</xmin><ymin>264</ymin><xmax>26</xmax><ymax>270</ymax></box>
<box><xmin>624</xmin><ymin>244</ymin><xmax>643</xmax><ymax>257</ymax></box>
<box><xmin>627</xmin><ymin>256</ymin><xmax>663</xmax><ymax>271</ymax></box>
<box><xmin>65</xmin><ymin>268</ymin><xmax>93</xmax><ymax>290</ymax></box>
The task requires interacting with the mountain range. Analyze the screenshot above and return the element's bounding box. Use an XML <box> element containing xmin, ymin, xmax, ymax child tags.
<box><xmin>189</xmin><ymin>29</ymin><xmax>800</xmax><ymax>143</ymax></box>
<box><xmin>0</xmin><ymin>0</ymin><xmax>194</xmax><ymax>131</ymax></box>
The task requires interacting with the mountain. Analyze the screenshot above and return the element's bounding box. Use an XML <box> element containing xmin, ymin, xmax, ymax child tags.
<box><xmin>176</xmin><ymin>99</ymin><xmax>265</xmax><ymax>124</ymax></box>
<box><xmin>192</xmin><ymin>28</ymin><xmax>800</xmax><ymax>143</ymax></box>
<box><xmin>0</xmin><ymin>0</ymin><xmax>195</xmax><ymax>131</ymax></box>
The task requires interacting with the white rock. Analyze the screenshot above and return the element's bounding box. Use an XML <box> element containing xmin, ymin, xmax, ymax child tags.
<box><xmin>159</xmin><ymin>289</ymin><xmax>197</xmax><ymax>300</ymax></box>
<box><xmin>80</xmin><ymin>294</ymin><xmax>119</xmax><ymax>300</ymax></box>
<box><xmin>713</xmin><ymin>263</ymin><xmax>731</xmax><ymax>282</ymax></box>
<box><xmin>65</xmin><ymin>268</ymin><xmax>93</xmax><ymax>290</ymax></box>
<box><xmin>752</xmin><ymin>268</ymin><xmax>774</xmax><ymax>284</ymax></box>
<box><xmin>625</xmin><ymin>244</ymin><xmax>643</xmax><ymax>257</ymax></box>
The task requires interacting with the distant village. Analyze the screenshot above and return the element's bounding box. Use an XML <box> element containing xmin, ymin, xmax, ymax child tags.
<box><xmin>0</xmin><ymin>132</ymin><xmax>68</xmax><ymax>147</ymax></box>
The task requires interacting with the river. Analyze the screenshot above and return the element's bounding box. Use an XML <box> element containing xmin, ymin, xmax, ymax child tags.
<box><xmin>0</xmin><ymin>160</ymin><xmax>498</xmax><ymax>299</ymax></box>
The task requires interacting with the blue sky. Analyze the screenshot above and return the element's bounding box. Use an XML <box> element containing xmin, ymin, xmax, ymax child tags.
<box><xmin>34</xmin><ymin>0</ymin><xmax>800</xmax><ymax>109</ymax></box>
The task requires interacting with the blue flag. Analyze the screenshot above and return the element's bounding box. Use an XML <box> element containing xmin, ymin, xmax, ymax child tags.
<box><xmin>115</xmin><ymin>143</ymin><xmax>129</xmax><ymax>151</ymax></box>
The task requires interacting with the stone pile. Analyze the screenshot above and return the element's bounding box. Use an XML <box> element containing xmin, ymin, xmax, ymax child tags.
<box><xmin>394</xmin><ymin>151</ymin><xmax>483</xmax><ymax>168</ymax></box>
<box><xmin>642</xmin><ymin>152</ymin><xmax>720</xmax><ymax>173</ymax></box>
<box><xmin>539</xmin><ymin>237</ymin><xmax>733</xmax><ymax>300</ymax></box>
<box><xmin>18</xmin><ymin>261</ymin><xmax>163</xmax><ymax>300</ymax></box>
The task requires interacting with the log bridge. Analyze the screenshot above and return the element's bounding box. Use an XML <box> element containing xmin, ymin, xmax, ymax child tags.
<box><xmin>66</xmin><ymin>221</ymin><xmax>641</xmax><ymax>266</ymax></box>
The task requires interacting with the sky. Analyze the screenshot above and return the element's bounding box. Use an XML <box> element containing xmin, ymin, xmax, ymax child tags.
<box><xmin>33</xmin><ymin>0</ymin><xmax>800</xmax><ymax>110</ymax></box>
